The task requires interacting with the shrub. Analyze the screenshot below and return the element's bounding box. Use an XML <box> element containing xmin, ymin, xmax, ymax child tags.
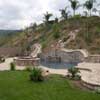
<box><xmin>10</xmin><ymin>62</ymin><xmax>16</xmax><ymax>71</ymax></box>
<box><xmin>41</xmin><ymin>42</ymin><xmax>46</xmax><ymax>49</ymax></box>
<box><xmin>25</xmin><ymin>66</ymin><xmax>32</xmax><ymax>72</ymax></box>
<box><xmin>95</xmin><ymin>88</ymin><xmax>100</xmax><ymax>94</ymax></box>
<box><xmin>52</xmin><ymin>23</ymin><xmax>60</xmax><ymax>39</ymax></box>
<box><xmin>53</xmin><ymin>32</ymin><xmax>60</xmax><ymax>39</ymax></box>
<box><xmin>73</xmin><ymin>14</ymin><xmax>81</xmax><ymax>19</ymax></box>
<box><xmin>30</xmin><ymin>67</ymin><xmax>44</xmax><ymax>82</ymax></box>
<box><xmin>74</xmin><ymin>74</ymin><xmax>81</xmax><ymax>80</ymax></box>
<box><xmin>68</xmin><ymin>67</ymin><xmax>80</xmax><ymax>80</ymax></box>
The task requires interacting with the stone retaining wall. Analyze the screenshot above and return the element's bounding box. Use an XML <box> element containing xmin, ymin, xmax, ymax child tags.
<box><xmin>82</xmin><ymin>80</ymin><xmax>100</xmax><ymax>90</ymax></box>
<box><xmin>85</xmin><ymin>55</ymin><xmax>100</xmax><ymax>63</ymax></box>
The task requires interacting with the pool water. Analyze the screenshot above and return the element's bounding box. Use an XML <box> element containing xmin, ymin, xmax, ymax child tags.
<box><xmin>40</xmin><ymin>61</ymin><xmax>77</xmax><ymax>69</ymax></box>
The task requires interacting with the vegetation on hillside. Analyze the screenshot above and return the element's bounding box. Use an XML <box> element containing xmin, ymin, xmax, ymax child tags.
<box><xmin>0</xmin><ymin>0</ymin><xmax>100</xmax><ymax>54</ymax></box>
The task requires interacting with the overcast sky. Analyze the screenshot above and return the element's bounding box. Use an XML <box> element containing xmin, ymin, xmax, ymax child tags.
<box><xmin>0</xmin><ymin>0</ymin><xmax>100</xmax><ymax>30</ymax></box>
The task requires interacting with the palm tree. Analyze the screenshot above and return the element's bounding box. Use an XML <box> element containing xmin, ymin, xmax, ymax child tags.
<box><xmin>92</xmin><ymin>8</ymin><xmax>97</xmax><ymax>15</ymax></box>
<box><xmin>84</xmin><ymin>0</ymin><xmax>96</xmax><ymax>16</ymax></box>
<box><xmin>69</xmin><ymin>0</ymin><xmax>80</xmax><ymax>16</ymax></box>
<box><xmin>97</xmin><ymin>4</ymin><xmax>100</xmax><ymax>17</ymax></box>
<box><xmin>83</xmin><ymin>11</ymin><xmax>88</xmax><ymax>17</ymax></box>
<box><xmin>44</xmin><ymin>12</ymin><xmax>53</xmax><ymax>24</ymax></box>
<box><xmin>59</xmin><ymin>7</ymin><xmax>70</xmax><ymax>20</ymax></box>
<box><xmin>55</xmin><ymin>17</ymin><xmax>59</xmax><ymax>23</ymax></box>
<box><xmin>30</xmin><ymin>23</ymin><xmax>37</xmax><ymax>30</ymax></box>
<box><xmin>98</xmin><ymin>3</ymin><xmax>100</xmax><ymax>6</ymax></box>
<box><xmin>98</xmin><ymin>10</ymin><xmax>100</xmax><ymax>17</ymax></box>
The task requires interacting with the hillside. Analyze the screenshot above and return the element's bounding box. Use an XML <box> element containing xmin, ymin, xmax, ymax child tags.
<box><xmin>1</xmin><ymin>16</ymin><xmax>100</xmax><ymax>54</ymax></box>
<box><xmin>0</xmin><ymin>30</ymin><xmax>22</xmax><ymax>47</ymax></box>
<box><xmin>0</xmin><ymin>30</ymin><xmax>21</xmax><ymax>36</ymax></box>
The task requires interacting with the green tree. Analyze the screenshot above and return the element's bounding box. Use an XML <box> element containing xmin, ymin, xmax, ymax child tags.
<box><xmin>59</xmin><ymin>7</ymin><xmax>70</xmax><ymax>20</ymax></box>
<box><xmin>92</xmin><ymin>8</ymin><xmax>97</xmax><ymax>15</ymax></box>
<box><xmin>55</xmin><ymin>17</ymin><xmax>58</xmax><ymax>23</ymax></box>
<box><xmin>30</xmin><ymin>23</ymin><xmax>37</xmax><ymax>30</ymax></box>
<box><xmin>69</xmin><ymin>0</ymin><xmax>80</xmax><ymax>16</ymax></box>
<box><xmin>83</xmin><ymin>11</ymin><xmax>88</xmax><ymax>17</ymax></box>
<box><xmin>44</xmin><ymin>12</ymin><xmax>53</xmax><ymax>24</ymax></box>
<box><xmin>84</xmin><ymin>0</ymin><xmax>96</xmax><ymax>16</ymax></box>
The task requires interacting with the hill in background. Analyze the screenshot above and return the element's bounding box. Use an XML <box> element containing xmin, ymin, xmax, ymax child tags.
<box><xmin>0</xmin><ymin>16</ymin><xmax>100</xmax><ymax>54</ymax></box>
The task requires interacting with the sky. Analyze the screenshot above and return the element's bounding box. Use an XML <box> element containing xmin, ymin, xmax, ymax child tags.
<box><xmin>0</xmin><ymin>0</ymin><xmax>100</xmax><ymax>30</ymax></box>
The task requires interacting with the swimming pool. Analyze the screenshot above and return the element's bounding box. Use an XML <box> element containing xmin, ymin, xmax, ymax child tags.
<box><xmin>40</xmin><ymin>61</ymin><xmax>77</xmax><ymax>69</ymax></box>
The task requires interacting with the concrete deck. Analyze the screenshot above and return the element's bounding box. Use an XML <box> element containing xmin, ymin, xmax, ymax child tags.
<box><xmin>0</xmin><ymin>58</ymin><xmax>25</xmax><ymax>71</ymax></box>
<box><xmin>76</xmin><ymin>63</ymin><xmax>100</xmax><ymax>86</ymax></box>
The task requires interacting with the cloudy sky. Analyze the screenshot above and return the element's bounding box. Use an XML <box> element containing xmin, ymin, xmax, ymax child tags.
<box><xmin>0</xmin><ymin>0</ymin><xmax>100</xmax><ymax>30</ymax></box>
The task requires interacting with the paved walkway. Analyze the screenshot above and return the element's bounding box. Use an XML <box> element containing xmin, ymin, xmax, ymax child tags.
<box><xmin>0</xmin><ymin>58</ymin><xmax>25</xmax><ymax>71</ymax></box>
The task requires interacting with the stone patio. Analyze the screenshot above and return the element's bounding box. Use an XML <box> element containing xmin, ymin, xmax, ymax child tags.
<box><xmin>76</xmin><ymin>63</ymin><xmax>100</xmax><ymax>86</ymax></box>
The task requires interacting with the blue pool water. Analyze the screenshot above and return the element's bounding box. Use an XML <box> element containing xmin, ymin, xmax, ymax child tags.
<box><xmin>40</xmin><ymin>61</ymin><xmax>77</xmax><ymax>69</ymax></box>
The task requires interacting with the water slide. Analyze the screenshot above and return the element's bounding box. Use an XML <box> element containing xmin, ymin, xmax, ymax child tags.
<box><xmin>58</xmin><ymin>30</ymin><xmax>89</xmax><ymax>58</ymax></box>
<box><xmin>30</xmin><ymin>43</ymin><xmax>42</xmax><ymax>58</ymax></box>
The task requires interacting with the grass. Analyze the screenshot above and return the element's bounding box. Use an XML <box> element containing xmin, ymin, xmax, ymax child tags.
<box><xmin>0</xmin><ymin>71</ymin><xmax>99</xmax><ymax>100</ymax></box>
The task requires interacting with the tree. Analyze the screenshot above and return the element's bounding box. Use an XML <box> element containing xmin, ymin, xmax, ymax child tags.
<box><xmin>59</xmin><ymin>7</ymin><xmax>70</xmax><ymax>20</ymax></box>
<box><xmin>69</xmin><ymin>0</ymin><xmax>80</xmax><ymax>16</ymax></box>
<box><xmin>92</xmin><ymin>8</ymin><xmax>97</xmax><ymax>15</ymax></box>
<box><xmin>55</xmin><ymin>17</ymin><xmax>59</xmax><ymax>23</ymax></box>
<box><xmin>97</xmin><ymin>4</ymin><xmax>100</xmax><ymax>17</ymax></box>
<box><xmin>30</xmin><ymin>23</ymin><xmax>37</xmax><ymax>30</ymax></box>
<box><xmin>44</xmin><ymin>12</ymin><xmax>53</xmax><ymax>24</ymax></box>
<box><xmin>83</xmin><ymin>11</ymin><xmax>88</xmax><ymax>17</ymax></box>
<box><xmin>98</xmin><ymin>10</ymin><xmax>100</xmax><ymax>17</ymax></box>
<box><xmin>84</xmin><ymin>0</ymin><xmax>96</xmax><ymax>16</ymax></box>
